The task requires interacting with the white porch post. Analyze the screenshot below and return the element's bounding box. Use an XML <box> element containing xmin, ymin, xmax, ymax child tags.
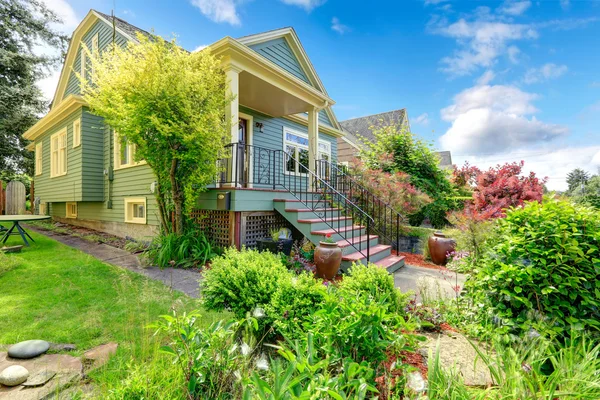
<box><xmin>307</xmin><ymin>107</ymin><xmax>319</xmax><ymax>188</ymax></box>
<box><xmin>224</xmin><ymin>66</ymin><xmax>241</xmax><ymax>187</ymax></box>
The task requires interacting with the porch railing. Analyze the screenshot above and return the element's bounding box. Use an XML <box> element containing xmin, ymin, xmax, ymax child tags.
<box><xmin>217</xmin><ymin>143</ymin><xmax>280</xmax><ymax>189</ymax></box>
<box><xmin>316</xmin><ymin>159</ymin><xmax>406</xmax><ymax>253</ymax></box>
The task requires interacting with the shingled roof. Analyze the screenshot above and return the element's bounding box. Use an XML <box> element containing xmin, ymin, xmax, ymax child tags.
<box><xmin>339</xmin><ymin>109</ymin><xmax>408</xmax><ymax>146</ymax></box>
<box><xmin>94</xmin><ymin>10</ymin><xmax>152</xmax><ymax>41</ymax></box>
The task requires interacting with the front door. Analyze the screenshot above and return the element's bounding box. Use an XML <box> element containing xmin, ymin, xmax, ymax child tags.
<box><xmin>237</xmin><ymin>118</ymin><xmax>248</xmax><ymax>187</ymax></box>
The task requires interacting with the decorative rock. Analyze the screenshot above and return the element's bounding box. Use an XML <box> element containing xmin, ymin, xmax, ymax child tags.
<box><xmin>0</xmin><ymin>365</ymin><xmax>29</xmax><ymax>386</ymax></box>
<box><xmin>22</xmin><ymin>370</ymin><xmax>56</xmax><ymax>387</ymax></box>
<box><xmin>8</xmin><ymin>340</ymin><xmax>50</xmax><ymax>359</ymax></box>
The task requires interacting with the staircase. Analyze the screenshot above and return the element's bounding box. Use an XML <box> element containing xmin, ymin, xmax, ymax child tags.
<box><xmin>274</xmin><ymin>198</ymin><xmax>405</xmax><ymax>273</ymax></box>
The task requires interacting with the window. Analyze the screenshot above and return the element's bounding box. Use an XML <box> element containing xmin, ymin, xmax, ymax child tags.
<box><xmin>73</xmin><ymin>119</ymin><xmax>81</xmax><ymax>148</ymax></box>
<box><xmin>283</xmin><ymin>128</ymin><xmax>331</xmax><ymax>175</ymax></box>
<box><xmin>80</xmin><ymin>46</ymin><xmax>87</xmax><ymax>81</ymax></box>
<box><xmin>124</xmin><ymin>197</ymin><xmax>147</xmax><ymax>224</ymax></box>
<box><xmin>91</xmin><ymin>34</ymin><xmax>98</xmax><ymax>77</ymax></box>
<box><xmin>50</xmin><ymin>129</ymin><xmax>67</xmax><ymax>177</ymax></box>
<box><xmin>66</xmin><ymin>202</ymin><xmax>77</xmax><ymax>218</ymax></box>
<box><xmin>35</xmin><ymin>142</ymin><xmax>43</xmax><ymax>175</ymax></box>
<box><xmin>114</xmin><ymin>131</ymin><xmax>142</xmax><ymax>169</ymax></box>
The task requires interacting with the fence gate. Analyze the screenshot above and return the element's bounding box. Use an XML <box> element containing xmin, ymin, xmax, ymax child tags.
<box><xmin>6</xmin><ymin>181</ymin><xmax>26</xmax><ymax>215</ymax></box>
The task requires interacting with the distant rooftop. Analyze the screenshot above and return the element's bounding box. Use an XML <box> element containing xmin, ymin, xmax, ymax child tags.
<box><xmin>339</xmin><ymin>109</ymin><xmax>407</xmax><ymax>145</ymax></box>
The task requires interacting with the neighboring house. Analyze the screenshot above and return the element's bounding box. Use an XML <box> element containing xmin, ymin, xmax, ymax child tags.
<box><xmin>336</xmin><ymin>108</ymin><xmax>453</xmax><ymax>169</ymax></box>
<box><xmin>24</xmin><ymin>10</ymin><xmax>406</xmax><ymax>272</ymax></box>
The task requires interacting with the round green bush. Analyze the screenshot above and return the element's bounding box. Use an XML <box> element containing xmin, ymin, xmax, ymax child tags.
<box><xmin>338</xmin><ymin>262</ymin><xmax>409</xmax><ymax>313</ymax></box>
<box><xmin>264</xmin><ymin>272</ymin><xmax>328</xmax><ymax>338</ymax></box>
<box><xmin>200</xmin><ymin>248</ymin><xmax>290</xmax><ymax>318</ymax></box>
<box><xmin>466</xmin><ymin>199</ymin><xmax>600</xmax><ymax>336</ymax></box>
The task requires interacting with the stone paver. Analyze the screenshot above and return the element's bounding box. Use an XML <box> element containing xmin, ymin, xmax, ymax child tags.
<box><xmin>394</xmin><ymin>264</ymin><xmax>466</xmax><ymax>302</ymax></box>
<box><xmin>25</xmin><ymin>226</ymin><xmax>201</xmax><ymax>298</ymax></box>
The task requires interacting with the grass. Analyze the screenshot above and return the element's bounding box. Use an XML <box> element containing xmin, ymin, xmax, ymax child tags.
<box><xmin>0</xmin><ymin>224</ymin><xmax>229</xmax><ymax>397</ymax></box>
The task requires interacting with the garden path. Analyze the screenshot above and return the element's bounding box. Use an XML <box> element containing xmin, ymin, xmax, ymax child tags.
<box><xmin>394</xmin><ymin>264</ymin><xmax>466</xmax><ymax>303</ymax></box>
<box><xmin>25</xmin><ymin>226</ymin><xmax>201</xmax><ymax>298</ymax></box>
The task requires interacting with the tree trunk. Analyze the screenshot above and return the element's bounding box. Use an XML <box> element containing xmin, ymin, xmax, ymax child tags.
<box><xmin>170</xmin><ymin>158</ymin><xmax>184</xmax><ymax>235</ymax></box>
<box><xmin>154</xmin><ymin>181</ymin><xmax>170</xmax><ymax>234</ymax></box>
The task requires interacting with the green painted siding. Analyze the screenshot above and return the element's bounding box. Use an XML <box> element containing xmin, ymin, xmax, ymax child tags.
<box><xmin>64</xmin><ymin>20</ymin><xmax>129</xmax><ymax>98</ymax></box>
<box><xmin>81</xmin><ymin>109</ymin><xmax>105</xmax><ymax>201</ymax></box>
<box><xmin>248</xmin><ymin>38</ymin><xmax>311</xmax><ymax>85</ymax></box>
<box><xmin>34</xmin><ymin>109</ymin><xmax>84</xmax><ymax>202</ymax></box>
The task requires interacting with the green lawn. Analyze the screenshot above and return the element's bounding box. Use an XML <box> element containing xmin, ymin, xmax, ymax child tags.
<box><xmin>0</xmin><ymin>225</ymin><xmax>227</xmax><ymax>397</ymax></box>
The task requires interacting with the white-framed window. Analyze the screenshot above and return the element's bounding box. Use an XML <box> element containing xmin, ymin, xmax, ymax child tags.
<box><xmin>114</xmin><ymin>131</ymin><xmax>143</xmax><ymax>169</ymax></box>
<box><xmin>50</xmin><ymin>129</ymin><xmax>67</xmax><ymax>177</ymax></box>
<box><xmin>283</xmin><ymin>128</ymin><xmax>331</xmax><ymax>175</ymax></box>
<box><xmin>124</xmin><ymin>197</ymin><xmax>147</xmax><ymax>224</ymax></box>
<box><xmin>73</xmin><ymin>119</ymin><xmax>81</xmax><ymax>148</ymax></box>
<box><xmin>66</xmin><ymin>202</ymin><xmax>77</xmax><ymax>218</ymax></box>
<box><xmin>80</xmin><ymin>46</ymin><xmax>87</xmax><ymax>81</ymax></box>
<box><xmin>91</xmin><ymin>34</ymin><xmax>98</xmax><ymax>78</ymax></box>
<box><xmin>35</xmin><ymin>142</ymin><xmax>43</xmax><ymax>175</ymax></box>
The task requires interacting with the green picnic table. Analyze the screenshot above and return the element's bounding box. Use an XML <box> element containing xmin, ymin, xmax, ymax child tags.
<box><xmin>0</xmin><ymin>215</ymin><xmax>51</xmax><ymax>247</ymax></box>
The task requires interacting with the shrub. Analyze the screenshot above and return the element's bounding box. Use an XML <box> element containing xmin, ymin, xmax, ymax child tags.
<box><xmin>145</xmin><ymin>230</ymin><xmax>218</xmax><ymax>268</ymax></box>
<box><xmin>264</xmin><ymin>272</ymin><xmax>328</xmax><ymax>338</ymax></box>
<box><xmin>338</xmin><ymin>262</ymin><xmax>409</xmax><ymax>313</ymax></box>
<box><xmin>200</xmin><ymin>248</ymin><xmax>290</xmax><ymax>318</ymax></box>
<box><xmin>465</xmin><ymin>199</ymin><xmax>600</xmax><ymax>336</ymax></box>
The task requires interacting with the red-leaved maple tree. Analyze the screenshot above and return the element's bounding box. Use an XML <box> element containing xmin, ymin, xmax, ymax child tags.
<box><xmin>453</xmin><ymin>161</ymin><xmax>547</xmax><ymax>219</ymax></box>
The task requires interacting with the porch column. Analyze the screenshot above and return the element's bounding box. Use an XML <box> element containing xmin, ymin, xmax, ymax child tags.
<box><xmin>307</xmin><ymin>107</ymin><xmax>319</xmax><ymax>186</ymax></box>
<box><xmin>225</xmin><ymin>65</ymin><xmax>242</xmax><ymax>187</ymax></box>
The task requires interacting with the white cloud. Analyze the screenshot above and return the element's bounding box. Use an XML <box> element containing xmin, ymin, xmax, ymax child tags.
<box><xmin>331</xmin><ymin>17</ymin><xmax>350</xmax><ymax>34</ymax></box>
<box><xmin>507</xmin><ymin>45</ymin><xmax>520</xmax><ymax>63</ymax></box>
<box><xmin>439</xmin><ymin>84</ymin><xmax>568</xmax><ymax>154</ymax></box>
<box><xmin>190</xmin><ymin>0</ymin><xmax>240</xmax><ymax>26</ymax></box>
<box><xmin>523</xmin><ymin>63</ymin><xmax>568</xmax><ymax>84</ymax></box>
<box><xmin>279</xmin><ymin>0</ymin><xmax>325</xmax><ymax>11</ymax></box>
<box><xmin>413</xmin><ymin>113</ymin><xmax>430</xmax><ymax>125</ymax></box>
<box><xmin>42</xmin><ymin>0</ymin><xmax>79</xmax><ymax>32</ymax></box>
<box><xmin>453</xmin><ymin>146</ymin><xmax>600</xmax><ymax>191</ymax></box>
<box><xmin>430</xmin><ymin>18</ymin><xmax>538</xmax><ymax>76</ymax></box>
<box><xmin>560</xmin><ymin>0</ymin><xmax>570</xmax><ymax>10</ymax></box>
<box><xmin>497</xmin><ymin>0</ymin><xmax>532</xmax><ymax>16</ymax></box>
<box><xmin>476</xmin><ymin>70</ymin><xmax>495</xmax><ymax>85</ymax></box>
<box><xmin>193</xmin><ymin>44</ymin><xmax>208</xmax><ymax>52</ymax></box>
<box><xmin>591</xmin><ymin>82</ymin><xmax>600</xmax><ymax>88</ymax></box>
<box><xmin>424</xmin><ymin>0</ymin><xmax>450</xmax><ymax>5</ymax></box>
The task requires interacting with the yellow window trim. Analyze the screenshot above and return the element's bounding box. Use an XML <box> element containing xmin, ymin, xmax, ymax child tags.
<box><xmin>50</xmin><ymin>128</ymin><xmax>68</xmax><ymax>178</ymax></box>
<box><xmin>35</xmin><ymin>142</ymin><xmax>43</xmax><ymax>176</ymax></box>
<box><xmin>66</xmin><ymin>202</ymin><xmax>77</xmax><ymax>218</ymax></box>
<box><xmin>73</xmin><ymin>118</ymin><xmax>81</xmax><ymax>148</ymax></box>
<box><xmin>124</xmin><ymin>197</ymin><xmax>147</xmax><ymax>224</ymax></box>
<box><xmin>113</xmin><ymin>131</ymin><xmax>146</xmax><ymax>170</ymax></box>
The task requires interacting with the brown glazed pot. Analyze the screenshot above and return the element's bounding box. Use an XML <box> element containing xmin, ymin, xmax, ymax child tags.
<box><xmin>428</xmin><ymin>232</ymin><xmax>456</xmax><ymax>266</ymax></box>
<box><xmin>314</xmin><ymin>241</ymin><xmax>342</xmax><ymax>279</ymax></box>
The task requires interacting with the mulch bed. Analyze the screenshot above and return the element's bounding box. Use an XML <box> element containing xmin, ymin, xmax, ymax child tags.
<box><xmin>397</xmin><ymin>251</ymin><xmax>443</xmax><ymax>270</ymax></box>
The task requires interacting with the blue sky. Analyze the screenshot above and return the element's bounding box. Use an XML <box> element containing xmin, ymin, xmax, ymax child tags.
<box><xmin>41</xmin><ymin>0</ymin><xmax>600</xmax><ymax>190</ymax></box>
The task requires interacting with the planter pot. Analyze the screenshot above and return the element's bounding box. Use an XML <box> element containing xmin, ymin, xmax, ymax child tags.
<box><xmin>256</xmin><ymin>238</ymin><xmax>293</xmax><ymax>256</ymax></box>
<box><xmin>428</xmin><ymin>232</ymin><xmax>456</xmax><ymax>266</ymax></box>
<box><xmin>314</xmin><ymin>241</ymin><xmax>342</xmax><ymax>279</ymax></box>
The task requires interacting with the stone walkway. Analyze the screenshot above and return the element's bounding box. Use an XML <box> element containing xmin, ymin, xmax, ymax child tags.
<box><xmin>394</xmin><ymin>264</ymin><xmax>466</xmax><ymax>302</ymax></box>
<box><xmin>26</xmin><ymin>226</ymin><xmax>201</xmax><ymax>298</ymax></box>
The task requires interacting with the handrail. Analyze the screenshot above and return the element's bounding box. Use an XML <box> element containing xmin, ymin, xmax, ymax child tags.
<box><xmin>317</xmin><ymin>159</ymin><xmax>406</xmax><ymax>253</ymax></box>
<box><xmin>282</xmin><ymin>152</ymin><xmax>374</xmax><ymax>261</ymax></box>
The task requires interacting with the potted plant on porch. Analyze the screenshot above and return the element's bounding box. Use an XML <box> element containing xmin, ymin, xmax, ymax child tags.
<box><xmin>256</xmin><ymin>227</ymin><xmax>294</xmax><ymax>256</ymax></box>
<box><xmin>314</xmin><ymin>233</ymin><xmax>342</xmax><ymax>280</ymax></box>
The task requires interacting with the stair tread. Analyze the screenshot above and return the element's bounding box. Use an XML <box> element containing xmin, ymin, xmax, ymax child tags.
<box><xmin>374</xmin><ymin>255</ymin><xmax>406</xmax><ymax>268</ymax></box>
<box><xmin>274</xmin><ymin>199</ymin><xmax>331</xmax><ymax>203</ymax></box>
<box><xmin>312</xmin><ymin>225</ymin><xmax>365</xmax><ymax>235</ymax></box>
<box><xmin>342</xmin><ymin>244</ymin><xmax>391</xmax><ymax>261</ymax></box>
<box><xmin>285</xmin><ymin>208</ymin><xmax>341</xmax><ymax>212</ymax></box>
<box><xmin>298</xmin><ymin>216</ymin><xmax>352</xmax><ymax>223</ymax></box>
<box><xmin>336</xmin><ymin>235</ymin><xmax>378</xmax><ymax>247</ymax></box>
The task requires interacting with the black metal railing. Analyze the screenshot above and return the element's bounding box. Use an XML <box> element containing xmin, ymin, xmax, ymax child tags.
<box><xmin>216</xmin><ymin>143</ymin><xmax>374</xmax><ymax>261</ymax></box>
<box><xmin>317</xmin><ymin>159</ymin><xmax>406</xmax><ymax>253</ymax></box>
<box><xmin>282</xmin><ymin>152</ymin><xmax>373</xmax><ymax>261</ymax></box>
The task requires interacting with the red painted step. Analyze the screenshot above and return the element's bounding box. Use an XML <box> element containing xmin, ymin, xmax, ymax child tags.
<box><xmin>342</xmin><ymin>244</ymin><xmax>391</xmax><ymax>261</ymax></box>
<box><xmin>375</xmin><ymin>255</ymin><xmax>405</xmax><ymax>269</ymax></box>
<box><xmin>285</xmin><ymin>207</ymin><xmax>341</xmax><ymax>213</ymax></box>
<box><xmin>274</xmin><ymin>199</ymin><xmax>331</xmax><ymax>203</ymax></box>
<box><xmin>312</xmin><ymin>225</ymin><xmax>365</xmax><ymax>236</ymax></box>
<box><xmin>297</xmin><ymin>216</ymin><xmax>352</xmax><ymax>224</ymax></box>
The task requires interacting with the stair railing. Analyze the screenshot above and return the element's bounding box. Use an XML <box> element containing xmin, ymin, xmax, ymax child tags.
<box><xmin>316</xmin><ymin>159</ymin><xmax>407</xmax><ymax>253</ymax></box>
<box><xmin>281</xmin><ymin>152</ymin><xmax>373</xmax><ymax>262</ymax></box>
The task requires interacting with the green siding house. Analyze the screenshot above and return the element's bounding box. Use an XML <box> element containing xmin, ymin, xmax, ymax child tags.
<box><xmin>25</xmin><ymin>10</ymin><xmax>405</xmax><ymax>272</ymax></box>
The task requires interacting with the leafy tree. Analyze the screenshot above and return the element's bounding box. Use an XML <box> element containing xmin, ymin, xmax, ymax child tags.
<box><xmin>358</xmin><ymin>124</ymin><xmax>458</xmax><ymax>228</ymax></box>
<box><xmin>566</xmin><ymin>168</ymin><xmax>590</xmax><ymax>193</ymax></box>
<box><xmin>570</xmin><ymin>174</ymin><xmax>600</xmax><ymax>209</ymax></box>
<box><xmin>82</xmin><ymin>34</ymin><xmax>232</xmax><ymax>234</ymax></box>
<box><xmin>453</xmin><ymin>161</ymin><xmax>546</xmax><ymax>219</ymax></box>
<box><xmin>0</xmin><ymin>0</ymin><xmax>68</xmax><ymax>175</ymax></box>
